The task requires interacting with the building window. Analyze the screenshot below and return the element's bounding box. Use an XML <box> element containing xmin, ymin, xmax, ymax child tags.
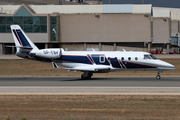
<box><xmin>0</xmin><ymin>25</ymin><xmax>6</xmax><ymax>33</ymax></box>
<box><xmin>6</xmin><ymin>25</ymin><xmax>11</xmax><ymax>33</ymax></box>
<box><xmin>24</xmin><ymin>25</ymin><xmax>33</xmax><ymax>32</ymax></box>
<box><xmin>24</xmin><ymin>17</ymin><xmax>33</xmax><ymax>24</ymax></box>
<box><xmin>33</xmin><ymin>25</ymin><xmax>41</xmax><ymax>33</ymax></box>
<box><xmin>171</xmin><ymin>37</ymin><xmax>178</xmax><ymax>45</ymax></box>
<box><xmin>0</xmin><ymin>16</ymin><xmax>47</xmax><ymax>33</ymax></box>
<box><xmin>0</xmin><ymin>17</ymin><xmax>6</xmax><ymax>24</ymax></box>
<box><xmin>7</xmin><ymin>17</ymin><xmax>13</xmax><ymax>24</ymax></box>
<box><xmin>50</xmin><ymin>16</ymin><xmax>57</xmax><ymax>41</ymax></box>
<box><xmin>41</xmin><ymin>25</ymin><xmax>47</xmax><ymax>33</ymax></box>
<box><xmin>14</xmin><ymin>17</ymin><xmax>23</xmax><ymax>24</ymax></box>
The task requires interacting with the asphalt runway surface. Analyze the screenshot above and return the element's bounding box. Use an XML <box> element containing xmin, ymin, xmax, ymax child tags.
<box><xmin>0</xmin><ymin>76</ymin><xmax>180</xmax><ymax>87</ymax></box>
<box><xmin>0</xmin><ymin>76</ymin><xmax>180</xmax><ymax>94</ymax></box>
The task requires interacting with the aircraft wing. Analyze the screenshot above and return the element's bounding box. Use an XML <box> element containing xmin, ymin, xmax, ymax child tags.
<box><xmin>52</xmin><ymin>62</ymin><xmax>111</xmax><ymax>72</ymax></box>
<box><xmin>64</xmin><ymin>66</ymin><xmax>111</xmax><ymax>72</ymax></box>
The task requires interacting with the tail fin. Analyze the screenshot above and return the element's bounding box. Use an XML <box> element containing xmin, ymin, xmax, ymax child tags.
<box><xmin>11</xmin><ymin>25</ymin><xmax>39</xmax><ymax>53</ymax></box>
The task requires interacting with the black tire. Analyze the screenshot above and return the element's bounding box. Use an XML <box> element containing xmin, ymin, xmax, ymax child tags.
<box><xmin>87</xmin><ymin>73</ymin><xmax>93</xmax><ymax>79</ymax></box>
<box><xmin>87</xmin><ymin>75</ymin><xmax>91</xmax><ymax>79</ymax></box>
<box><xmin>81</xmin><ymin>74</ymin><xmax>86</xmax><ymax>80</ymax></box>
<box><xmin>156</xmin><ymin>75</ymin><xmax>161</xmax><ymax>80</ymax></box>
<box><xmin>81</xmin><ymin>73</ymin><xmax>93</xmax><ymax>80</ymax></box>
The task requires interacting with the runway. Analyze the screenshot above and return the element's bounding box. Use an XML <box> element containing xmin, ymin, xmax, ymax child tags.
<box><xmin>0</xmin><ymin>76</ymin><xmax>180</xmax><ymax>95</ymax></box>
<box><xmin>0</xmin><ymin>76</ymin><xmax>180</xmax><ymax>87</ymax></box>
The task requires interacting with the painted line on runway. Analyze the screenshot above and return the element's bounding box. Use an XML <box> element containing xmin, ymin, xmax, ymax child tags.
<box><xmin>0</xmin><ymin>87</ymin><xmax>180</xmax><ymax>95</ymax></box>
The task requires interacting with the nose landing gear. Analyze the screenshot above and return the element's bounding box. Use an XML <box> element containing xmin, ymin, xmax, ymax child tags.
<box><xmin>156</xmin><ymin>70</ymin><xmax>163</xmax><ymax>80</ymax></box>
<box><xmin>81</xmin><ymin>72</ymin><xmax>93</xmax><ymax>80</ymax></box>
<box><xmin>156</xmin><ymin>74</ymin><xmax>161</xmax><ymax>80</ymax></box>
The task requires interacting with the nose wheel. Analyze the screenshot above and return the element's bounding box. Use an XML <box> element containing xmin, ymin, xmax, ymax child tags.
<box><xmin>156</xmin><ymin>74</ymin><xmax>161</xmax><ymax>80</ymax></box>
<box><xmin>156</xmin><ymin>70</ymin><xmax>163</xmax><ymax>80</ymax></box>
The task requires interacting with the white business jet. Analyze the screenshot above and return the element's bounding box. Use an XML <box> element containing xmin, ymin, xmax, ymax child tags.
<box><xmin>10</xmin><ymin>25</ymin><xmax>176</xmax><ymax>80</ymax></box>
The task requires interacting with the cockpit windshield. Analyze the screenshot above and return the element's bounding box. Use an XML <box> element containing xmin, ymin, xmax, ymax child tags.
<box><xmin>144</xmin><ymin>55</ymin><xmax>151</xmax><ymax>59</ymax></box>
<box><xmin>149</xmin><ymin>54</ymin><xmax>158</xmax><ymax>59</ymax></box>
<box><xmin>144</xmin><ymin>54</ymin><xmax>158</xmax><ymax>60</ymax></box>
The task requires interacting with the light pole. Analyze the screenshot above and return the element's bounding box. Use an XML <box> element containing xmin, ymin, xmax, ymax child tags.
<box><xmin>142</xmin><ymin>0</ymin><xmax>144</xmax><ymax>4</ymax></box>
<box><xmin>109</xmin><ymin>0</ymin><xmax>110</xmax><ymax>4</ymax></box>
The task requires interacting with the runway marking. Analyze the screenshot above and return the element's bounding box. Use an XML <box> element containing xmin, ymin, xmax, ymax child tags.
<box><xmin>0</xmin><ymin>87</ymin><xmax>180</xmax><ymax>95</ymax></box>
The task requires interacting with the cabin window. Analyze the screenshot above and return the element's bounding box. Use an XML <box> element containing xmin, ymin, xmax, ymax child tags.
<box><xmin>121</xmin><ymin>57</ymin><xmax>124</xmax><ymax>61</ymax></box>
<box><xmin>144</xmin><ymin>55</ymin><xmax>151</xmax><ymax>59</ymax></box>
<box><xmin>128</xmin><ymin>57</ymin><xmax>131</xmax><ymax>61</ymax></box>
<box><xmin>99</xmin><ymin>56</ymin><xmax>105</xmax><ymax>63</ymax></box>
<box><xmin>135</xmin><ymin>57</ymin><xmax>138</xmax><ymax>60</ymax></box>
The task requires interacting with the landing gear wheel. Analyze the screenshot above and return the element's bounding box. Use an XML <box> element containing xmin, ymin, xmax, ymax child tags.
<box><xmin>156</xmin><ymin>71</ymin><xmax>163</xmax><ymax>80</ymax></box>
<box><xmin>87</xmin><ymin>73</ymin><xmax>93</xmax><ymax>79</ymax></box>
<box><xmin>81</xmin><ymin>72</ymin><xmax>93</xmax><ymax>80</ymax></box>
<box><xmin>81</xmin><ymin>74</ymin><xmax>86</xmax><ymax>80</ymax></box>
<box><xmin>156</xmin><ymin>75</ymin><xmax>161</xmax><ymax>80</ymax></box>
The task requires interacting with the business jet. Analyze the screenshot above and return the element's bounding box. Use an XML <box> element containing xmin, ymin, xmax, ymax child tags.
<box><xmin>10</xmin><ymin>25</ymin><xmax>176</xmax><ymax>80</ymax></box>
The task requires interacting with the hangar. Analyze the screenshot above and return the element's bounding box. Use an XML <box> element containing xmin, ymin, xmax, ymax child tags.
<box><xmin>0</xmin><ymin>4</ymin><xmax>179</xmax><ymax>55</ymax></box>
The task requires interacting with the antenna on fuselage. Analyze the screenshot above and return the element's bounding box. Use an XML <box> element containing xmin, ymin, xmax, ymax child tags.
<box><xmin>123</xmin><ymin>49</ymin><xmax>126</xmax><ymax>52</ymax></box>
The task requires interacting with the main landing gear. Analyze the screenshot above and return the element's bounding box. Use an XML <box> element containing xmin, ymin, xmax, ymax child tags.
<box><xmin>81</xmin><ymin>72</ymin><xmax>93</xmax><ymax>80</ymax></box>
<box><xmin>156</xmin><ymin>70</ymin><xmax>163</xmax><ymax>80</ymax></box>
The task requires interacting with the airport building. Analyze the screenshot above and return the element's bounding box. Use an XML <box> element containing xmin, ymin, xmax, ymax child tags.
<box><xmin>0</xmin><ymin>3</ymin><xmax>180</xmax><ymax>55</ymax></box>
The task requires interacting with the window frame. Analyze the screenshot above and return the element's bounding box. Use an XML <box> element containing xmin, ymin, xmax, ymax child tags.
<box><xmin>0</xmin><ymin>16</ymin><xmax>47</xmax><ymax>33</ymax></box>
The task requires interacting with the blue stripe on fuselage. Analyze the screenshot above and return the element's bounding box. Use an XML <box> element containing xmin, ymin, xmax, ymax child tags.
<box><xmin>87</xmin><ymin>54</ymin><xmax>94</xmax><ymax>64</ymax></box>
<box><xmin>91</xmin><ymin>54</ymin><xmax>109</xmax><ymax>65</ymax></box>
<box><xmin>110</xmin><ymin>58</ymin><xmax>121</xmax><ymax>68</ymax></box>
<box><xmin>39</xmin><ymin>54</ymin><xmax>156</xmax><ymax>69</ymax></box>
<box><xmin>61</xmin><ymin>55</ymin><xmax>92</xmax><ymax>64</ymax></box>
<box><xmin>122</xmin><ymin>61</ymin><xmax>156</xmax><ymax>68</ymax></box>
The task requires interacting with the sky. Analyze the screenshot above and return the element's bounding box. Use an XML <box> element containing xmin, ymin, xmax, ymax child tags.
<box><xmin>88</xmin><ymin>0</ymin><xmax>180</xmax><ymax>8</ymax></box>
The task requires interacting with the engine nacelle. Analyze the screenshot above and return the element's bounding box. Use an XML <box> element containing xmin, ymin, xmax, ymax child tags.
<box><xmin>35</xmin><ymin>48</ymin><xmax>63</xmax><ymax>59</ymax></box>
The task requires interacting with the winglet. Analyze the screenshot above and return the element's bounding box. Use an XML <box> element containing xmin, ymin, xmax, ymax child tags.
<box><xmin>52</xmin><ymin>62</ymin><xmax>59</xmax><ymax>69</ymax></box>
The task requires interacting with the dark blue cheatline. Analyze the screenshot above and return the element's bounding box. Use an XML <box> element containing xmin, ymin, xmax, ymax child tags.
<box><xmin>91</xmin><ymin>54</ymin><xmax>110</xmax><ymax>65</ymax></box>
<box><xmin>61</xmin><ymin>55</ymin><xmax>92</xmax><ymax>64</ymax></box>
<box><xmin>87</xmin><ymin>54</ymin><xmax>94</xmax><ymax>64</ymax></box>
<box><xmin>122</xmin><ymin>61</ymin><xmax>156</xmax><ymax>68</ymax></box>
<box><xmin>110</xmin><ymin>58</ymin><xmax>121</xmax><ymax>68</ymax></box>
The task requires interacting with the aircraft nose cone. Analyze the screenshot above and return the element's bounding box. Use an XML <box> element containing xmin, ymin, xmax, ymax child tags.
<box><xmin>164</xmin><ymin>63</ymin><xmax>176</xmax><ymax>70</ymax></box>
<box><xmin>169</xmin><ymin>64</ymin><xmax>176</xmax><ymax>70</ymax></box>
<box><xmin>158</xmin><ymin>60</ymin><xmax>176</xmax><ymax>70</ymax></box>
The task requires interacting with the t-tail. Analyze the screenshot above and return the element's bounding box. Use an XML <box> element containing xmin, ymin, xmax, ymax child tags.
<box><xmin>11</xmin><ymin>25</ymin><xmax>63</xmax><ymax>60</ymax></box>
<box><xmin>11</xmin><ymin>25</ymin><xmax>39</xmax><ymax>58</ymax></box>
